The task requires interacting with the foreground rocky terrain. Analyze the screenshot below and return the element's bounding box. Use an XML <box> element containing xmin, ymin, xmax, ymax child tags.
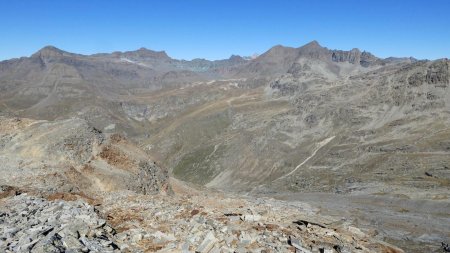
<box><xmin>1</xmin><ymin>41</ymin><xmax>449</xmax><ymax>252</ymax></box>
<box><xmin>1</xmin><ymin>181</ymin><xmax>405</xmax><ymax>253</ymax></box>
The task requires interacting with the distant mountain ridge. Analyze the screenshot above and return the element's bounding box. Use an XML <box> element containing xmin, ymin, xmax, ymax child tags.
<box><xmin>0</xmin><ymin>41</ymin><xmax>425</xmax><ymax>93</ymax></box>
<box><xmin>235</xmin><ymin>40</ymin><xmax>418</xmax><ymax>78</ymax></box>
<box><xmin>0</xmin><ymin>40</ymin><xmax>429</xmax><ymax>127</ymax></box>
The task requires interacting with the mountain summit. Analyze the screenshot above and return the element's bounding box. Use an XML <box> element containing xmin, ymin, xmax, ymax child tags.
<box><xmin>114</xmin><ymin>47</ymin><xmax>171</xmax><ymax>60</ymax></box>
<box><xmin>31</xmin><ymin>45</ymin><xmax>72</xmax><ymax>58</ymax></box>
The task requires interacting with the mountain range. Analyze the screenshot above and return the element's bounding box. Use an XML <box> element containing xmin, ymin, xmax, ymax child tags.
<box><xmin>0</xmin><ymin>41</ymin><xmax>449</xmax><ymax>252</ymax></box>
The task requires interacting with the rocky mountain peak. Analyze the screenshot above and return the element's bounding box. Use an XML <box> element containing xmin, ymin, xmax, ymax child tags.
<box><xmin>133</xmin><ymin>47</ymin><xmax>170</xmax><ymax>60</ymax></box>
<box><xmin>261</xmin><ymin>45</ymin><xmax>297</xmax><ymax>59</ymax></box>
<box><xmin>31</xmin><ymin>45</ymin><xmax>69</xmax><ymax>58</ymax></box>
<box><xmin>296</xmin><ymin>40</ymin><xmax>330</xmax><ymax>60</ymax></box>
<box><xmin>109</xmin><ymin>47</ymin><xmax>171</xmax><ymax>61</ymax></box>
<box><xmin>302</xmin><ymin>40</ymin><xmax>322</xmax><ymax>48</ymax></box>
<box><xmin>228</xmin><ymin>54</ymin><xmax>246</xmax><ymax>62</ymax></box>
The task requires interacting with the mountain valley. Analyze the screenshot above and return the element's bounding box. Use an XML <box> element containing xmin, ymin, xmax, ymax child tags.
<box><xmin>1</xmin><ymin>41</ymin><xmax>449</xmax><ymax>252</ymax></box>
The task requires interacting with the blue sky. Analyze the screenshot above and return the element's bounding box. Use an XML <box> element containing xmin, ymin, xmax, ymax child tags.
<box><xmin>0</xmin><ymin>0</ymin><xmax>449</xmax><ymax>60</ymax></box>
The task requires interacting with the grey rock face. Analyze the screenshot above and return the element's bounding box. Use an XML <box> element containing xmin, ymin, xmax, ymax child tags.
<box><xmin>131</xmin><ymin>161</ymin><xmax>170</xmax><ymax>194</ymax></box>
<box><xmin>0</xmin><ymin>195</ymin><xmax>118</xmax><ymax>253</ymax></box>
<box><xmin>331</xmin><ymin>48</ymin><xmax>362</xmax><ymax>64</ymax></box>
<box><xmin>331</xmin><ymin>49</ymin><xmax>381</xmax><ymax>67</ymax></box>
<box><xmin>360</xmin><ymin>51</ymin><xmax>380</xmax><ymax>67</ymax></box>
<box><xmin>426</xmin><ymin>60</ymin><xmax>449</xmax><ymax>85</ymax></box>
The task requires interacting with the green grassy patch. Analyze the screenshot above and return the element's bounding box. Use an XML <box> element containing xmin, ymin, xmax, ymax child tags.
<box><xmin>173</xmin><ymin>144</ymin><xmax>226</xmax><ymax>185</ymax></box>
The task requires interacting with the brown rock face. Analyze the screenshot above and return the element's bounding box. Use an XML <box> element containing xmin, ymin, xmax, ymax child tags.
<box><xmin>0</xmin><ymin>117</ymin><xmax>170</xmax><ymax>196</ymax></box>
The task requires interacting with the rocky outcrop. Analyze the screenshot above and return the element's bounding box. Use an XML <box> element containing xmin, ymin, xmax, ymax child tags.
<box><xmin>113</xmin><ymin>47</ymin><xmax>171</xmax><ymax>61</ymax></box>
<box><xmin>426</xmin><ymin>59</ymin><xmax>449</xmax><ymax>85</ymax></box>
<box><xmin>394</xmin><ymin>59</ymin><xmax>450</xmax><ymax>88</ymax></box>
<box><xmin>331</xmin><ymin>48</ymin><xmax>381</xmax><ymax>67</ymax></box>
<box><xmin>331</xmin><ymin>48</ymin><xmax>362</xmax><ymax>64</ymax></box>
<box><xmin>131</xmin><ymin>161</ymin><xmax>170</xmax><ymax>195</ymax></box>
<box><xmin>0</xmin><ymin>117</ymin><xmax>170</xmax><ymax>196</ymax></box>
<box><xmin>0</xmin><ymin>195</ymin><xmax>117</xmax><ymax>253</ymax></box>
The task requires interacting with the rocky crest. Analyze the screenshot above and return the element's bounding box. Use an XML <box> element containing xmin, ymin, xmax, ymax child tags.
<box><xmin>331</xmin><ymin>49</ymin><xmax>380</xmax><ymax>67</ymax></box>
<box><xmin>31</xmin><ymin>46</ymin><xmax>73</xmax><ymax>59</ymax></box>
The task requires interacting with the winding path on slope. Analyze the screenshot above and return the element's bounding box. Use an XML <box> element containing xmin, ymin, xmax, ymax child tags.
<box><xmin>275</xmin><ymin>136</ymin><xmax>335</xmax><ymax>181</ymax></box>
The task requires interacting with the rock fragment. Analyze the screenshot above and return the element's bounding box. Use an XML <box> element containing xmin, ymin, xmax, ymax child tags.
<box><xmin>196</xmin><ymin>231</ymin><xmax>218</xmax><ymax>253</ymax></box>
<box><xmin>289</xmin><ymin>237</ymin><xmax>312</xmax><ymax>253</ymax></box>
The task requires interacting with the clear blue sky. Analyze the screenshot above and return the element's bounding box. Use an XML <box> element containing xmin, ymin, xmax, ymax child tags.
<box><xmin>1</xmin><ymin>0</ymin><xmax>449</xmax><ymax>61</ymax></box>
